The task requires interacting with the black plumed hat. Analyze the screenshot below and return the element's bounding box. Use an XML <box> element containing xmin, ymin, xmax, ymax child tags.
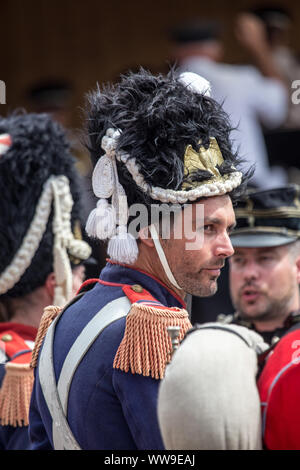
<box><xmin>85</xmin><ymin>69</ymin><xmax>248</xmax><ymax>208</ymax></box>
<box><xmin>0</xmin><ymin>112</ymin><xmax>91</xmax><ymax>301</ymax></box>
<box><xmin>84</xmin><ymin>69</ymin><xmax>249</xmax><ymax>265</ymax></box>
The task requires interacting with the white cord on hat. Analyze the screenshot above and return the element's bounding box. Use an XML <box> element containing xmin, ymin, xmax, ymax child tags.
<box><xmin>85</xmin><ymin>128</ymin><xmax>139</xmax><ymax>265</ymax></box>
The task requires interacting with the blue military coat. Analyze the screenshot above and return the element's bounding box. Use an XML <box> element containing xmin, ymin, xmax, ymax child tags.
<box><xmin>29</xmin><ymin>262</ymin><xmax>186</xmax><ymax>450</ymax></box>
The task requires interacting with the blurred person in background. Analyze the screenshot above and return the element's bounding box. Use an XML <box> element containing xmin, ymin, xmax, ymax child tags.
<box><xmin>250</xmin><ymin>5</ymin><xmax>300</xmax><ymax>130</ymax></box>
<box><xmin>225</xmin><ymin>186</ymin><xmax>300</xmax><ymax>345</ymax></box>
<box><xmin>171</xmin><ymin>14</ymin><xmax>288</xmax><ymax>190</ymax></box>
<box><xmin>0</xmin><ymin>114</ymin><xmax>91</xmax><ymax>449</ymax></box>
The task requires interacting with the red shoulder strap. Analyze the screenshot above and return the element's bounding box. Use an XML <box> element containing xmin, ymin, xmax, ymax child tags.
<box><xmin>0</xmin><ymin>330</ymin><xmax>32</xmax><ymax>364</ymax></box>
<box><xmin>122</xmin><ymin>284</ymin><xmax>162</xmax><ymax>305</ymax></box>
<box><xmin>122</xmin><ymin>284</ymin><xmax>182</xmax><ymax>312</ymax></box>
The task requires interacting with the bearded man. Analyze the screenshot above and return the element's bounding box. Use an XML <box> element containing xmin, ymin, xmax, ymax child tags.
<box><xmin>29</xmin><ymin>69</ymin><xmax>248</xmax><ymax>450</ymax></box>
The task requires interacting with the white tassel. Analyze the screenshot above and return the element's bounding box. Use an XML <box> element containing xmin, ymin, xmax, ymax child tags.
<box><xmin>85</xmin><ymin>199</ymin><xmax>116</xmax><ymax>240</ymax></box>
<box><xmin>95</xmin><ymin>200</ymin><xmax>116</xmax><ymax>239</ymax></box>
<box><xmin>107</xmin><ymin>225</ymin><xmax>139</xmax><ymax>265</ymax></box>
<box><xmin>85</xmin><ymin>207</ymin><xmax>98</xmax><ymax>238</ymax></box>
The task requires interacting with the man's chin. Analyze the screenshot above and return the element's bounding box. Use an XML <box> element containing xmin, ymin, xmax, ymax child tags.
<box><xmin>188</xmin><ymin>280</ymin><xmax>218</xmax><ymax>298</ymax></box>
<box><xmin>237</xmin><ymin>303</ymin><xmax>268</xmax><ymax>322</ymax></box>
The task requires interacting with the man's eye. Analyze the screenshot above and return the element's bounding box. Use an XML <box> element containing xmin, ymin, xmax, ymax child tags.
<box><xmin>203</xmin><ymin>225</ymin><xmax>213</xmax><ymax>232</ymax></box>
<box><xmin>259</xmin><ymin>256</ymin><xmax>272</xmax><ymax>262</ymax></box>
<box><xmin>232</xmin><ymin>257</ymin><xmax>244</xmax><ymax>264</ymax></box>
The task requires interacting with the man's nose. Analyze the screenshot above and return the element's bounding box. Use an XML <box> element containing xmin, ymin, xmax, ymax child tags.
<box><xmin>242</xmin><ymin>259</ymin><xmax>259</xmax><ymax>281</ymax></box>
<box><xmin>215</xmin><ymin>232</ymin><xmax>235</xmax><ymax>258</ymax></box>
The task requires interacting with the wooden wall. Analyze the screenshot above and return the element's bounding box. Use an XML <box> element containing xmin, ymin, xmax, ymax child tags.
<box><xmin>1</xmin><ymin>0</ymin><xmax>300</xmax><ymax>129</ymax></box>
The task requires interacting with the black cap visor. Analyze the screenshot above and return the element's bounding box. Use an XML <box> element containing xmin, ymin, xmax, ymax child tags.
<box><xmin>230</xmin><ymin>231</ymin><xmax>298</xmax><ymax>248</ymax></box>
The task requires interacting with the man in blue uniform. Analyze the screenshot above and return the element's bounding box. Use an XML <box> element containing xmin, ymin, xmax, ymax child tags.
<box><xmin>0</xmin><ymin>114</ymin><xmax>91</xmax><ymax>449</ymax></box>
<box><xmin>29</xmin><ymin>69</ymin><xmax>249</xmax><ymax>450</ymax></box>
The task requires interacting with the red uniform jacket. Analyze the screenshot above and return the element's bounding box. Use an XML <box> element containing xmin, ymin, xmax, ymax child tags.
<box><xmin>258</xmin><ymin>327</ymin><xmax>300</xmax><ymax>450</ymax></box>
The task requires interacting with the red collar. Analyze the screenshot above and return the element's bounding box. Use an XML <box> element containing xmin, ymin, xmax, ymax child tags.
<box><xmin>106</xmin><ymin>259</ymin><xmax>186</xmax><ymax>309</ymax></box>
<box><xmin>0</xmin><ymin>322</ymin><xmax>37</xmax><ymax>342</ymax></box>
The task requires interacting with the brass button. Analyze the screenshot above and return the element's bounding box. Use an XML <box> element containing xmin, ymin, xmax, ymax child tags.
<box><xmin>1</xmin><ymin>334</ymin><xmax>12</xmax><ymax>342</ymax></box>
<box><xmin>131</xmin><ymin>284</ymin><xmax>143</xmax><ymax>293</ymax></box>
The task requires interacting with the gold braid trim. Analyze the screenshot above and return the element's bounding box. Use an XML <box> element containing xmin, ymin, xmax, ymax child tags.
<box><xmin>113</xmin><ymin>303</ymin><xmax>192</xmax><ymax>379</ymax></box>
<box><xmin>30</xmin><ymin>305</ymin><xmax>62</xmax><ymax>368</ymax></box>
<box><xmin>0</xmin><ymin>363</ymin><xmax>34</xmax><ymax>427</ymax></box>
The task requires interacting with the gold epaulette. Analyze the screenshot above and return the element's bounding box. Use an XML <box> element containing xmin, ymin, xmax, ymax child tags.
<box><xmin>30</xmin><ymin>305</ymin><xmax>62</xmax><ymax>368</ymax></box>
<box><xmin>0</xmin><ymin>363</ymin><xmax>33</xmax><ymax>427</ymax></box>
<box><xmin>0</xmin><ymin>306</ymin><xmax>61</xmax><ymax>428</ymax></box>
<box><xmin>113</xmin><ymin>301</ymin><xmax>192</xmax><ymax>380</ymax></box>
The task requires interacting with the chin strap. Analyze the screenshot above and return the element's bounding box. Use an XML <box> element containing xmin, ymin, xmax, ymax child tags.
<box><xmin>149</xmin><ymin>224</ymin><xmax>182</xmax><ymax>291</ymax></box>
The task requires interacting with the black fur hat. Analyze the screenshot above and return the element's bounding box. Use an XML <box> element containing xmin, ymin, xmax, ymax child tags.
<box><xmin>85</xmin><ymin>68</ymin><xmax>249</xmax><ymax>208</ymax></box>
<box><xmin>0</xmin><ymin>112</ymin><xmax>91</xmax><ymax>300</ymax></box>
<box><xmin>84</xmin><ymin>69</ymin><xmax>250</xmax><ymax>265</ymax></box>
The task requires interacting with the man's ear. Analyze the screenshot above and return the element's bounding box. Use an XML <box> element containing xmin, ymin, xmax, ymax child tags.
<box><xmin>138</xmin><ymin>226</ymin><xmax>155</xmax><ymax>248</ymax></box>
<box><xmin>45</xmin><ymin>272</ymin><xmax>56</xmax><ymax>299</ymax></box>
